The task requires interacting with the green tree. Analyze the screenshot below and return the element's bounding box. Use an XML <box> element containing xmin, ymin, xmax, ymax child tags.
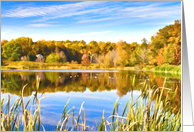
<box><xmin>1</xmin><ymin>40</ymin><xmax>8</xmax><ymax>48</ymax></box>
<box><xmin>140</xmin><ymin>38</ymin><xmax>147</xmax><ymax>49</ymax></box>
<box><xmin>15</xmin><ymin>37</ymin><xmax>33</xmax><ymax>56</ymax></box>
<box><xmin>2</xmin><ymin>41</ymin><xmax>22</xmax><ymax>61</ymax></box>
<box><xmin>27</xmin><ymin>51</ymin><xmax>37</xmax><ymax>61</ymax></box>
<box><xmin>46</xmin><ymin>53</ymin><xmax>60</xmax><ymax>63</ymax></box>
<box><xmin>78</xmin><ymin>40</ymin><xmax>86</xmax><ymax>53</ymax></box>
<box><xmin>163</xmin><ymin>44</ymin><xmax>175</xmax><ymax>64</ymax></box>
<box><xmin>33</xmin><ymin>40</ymin><xmax>48</xmax><ymax>56</ymax></box>
<box><xmin>158</xmin><ymin>43</ymin><xmax>181</xmax><ymax>65</ymax></box>
<box><xmin>129</xmin><ymin>51</ymin><xmax>137</xmax><ymax>66</ymax></box>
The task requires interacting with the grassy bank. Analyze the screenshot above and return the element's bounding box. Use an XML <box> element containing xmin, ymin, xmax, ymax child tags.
<box><xmin>1</xmin><ymin>61</ymin><xmax>180</xmax><ymax>72</ymax></box>
<box><xmin>154</xmin><ymin>64</ymin><xmax>181</xmax><ymax>74</ymax></box>
<box><xmin>1</xmin><ymin>77</ymin><xmax>181</xmax><ymax>131</ymax></box>
<box><xmin>1</xmin><ymin>61</ymin><xmax>137</xmax><ymax>70</ymax></box>
<box><xmin>1</xmin><ymin>61</ymin><xmax>86</xmax><ymax>70</ymax></box>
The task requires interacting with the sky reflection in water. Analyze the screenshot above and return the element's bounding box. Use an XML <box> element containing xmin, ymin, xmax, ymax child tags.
<box><xmin>1</xmin><ymin>70</ymin><xmax>181</xmax><ymax>131</ymax></box>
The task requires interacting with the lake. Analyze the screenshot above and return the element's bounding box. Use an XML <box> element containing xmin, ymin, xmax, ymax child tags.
<box><xmin>1</xmin><ymin>70</ymin><xmax>181</xmax><ymax>131</ymax></box>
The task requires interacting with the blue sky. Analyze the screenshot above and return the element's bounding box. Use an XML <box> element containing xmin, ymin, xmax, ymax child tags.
<box><xmin>1</xmin><ymin>1</ymin><xmax>181</xmax><ymax>44</ymax></box>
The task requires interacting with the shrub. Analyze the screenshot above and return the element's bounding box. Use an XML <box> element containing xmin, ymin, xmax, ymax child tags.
<box><xmin>46</xmin><ymin>53</ymin><xmax>60</xmax><ymax>63</ymax></box>
<box><xmin>155</xmin><ymin>64</ymin><xmax>181</xmax><ymax>74</ymax></box>
<box><xmin>71</xmin><ymin>60</ymin><xmax>78</xmax><ymax>64</ymax></box>
<box><xmin>27</xmin><ymin>52</ymin><xmax>37</xmax><ymax>61</ymax></box>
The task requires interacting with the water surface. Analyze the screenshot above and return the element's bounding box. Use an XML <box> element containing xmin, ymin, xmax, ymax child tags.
<box><xmin>1</xmin><ymin>70</ymin><xmax>181</xmax><ymax>131</ymax></box>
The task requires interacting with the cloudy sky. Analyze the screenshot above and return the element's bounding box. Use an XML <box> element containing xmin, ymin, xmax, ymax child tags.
<box><xmin>1</xmin><ymin>1</ymin><xmax>181</xmax><ymax>44</ymax></box>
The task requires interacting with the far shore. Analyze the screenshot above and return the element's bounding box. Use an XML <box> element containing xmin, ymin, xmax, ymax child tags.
<box><xmin>1</xmin><ymin>61</ymin><xmax>181</xmax><ymax>75</ymax></box>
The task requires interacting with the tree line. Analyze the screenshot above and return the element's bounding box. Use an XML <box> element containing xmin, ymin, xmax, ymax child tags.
<box><xmin>1</xmin><ymin>20</ymin><xmax>181</xmax><ymax>68</ymax></box>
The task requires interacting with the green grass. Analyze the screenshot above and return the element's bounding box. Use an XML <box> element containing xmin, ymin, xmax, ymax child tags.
<box><xmin>154</xmin><ymin>64</ymin><xmax>181</xmax><ymax>74</ymax></box>
<box><xmin>1</xmin><ymin>76</ymin><xmax>181</xmax><ymax>131</ymax></box>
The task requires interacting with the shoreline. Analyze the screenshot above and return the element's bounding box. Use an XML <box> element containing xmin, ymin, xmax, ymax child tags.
<box><xmin>1</xmin><ymin>67</ymin><xmax>181</xmax><ymax>75</ymax></box>
<box><xmin>1</xmin><ymin>61</ymin><xmax>181</xmax><ymax>75</ymax></box>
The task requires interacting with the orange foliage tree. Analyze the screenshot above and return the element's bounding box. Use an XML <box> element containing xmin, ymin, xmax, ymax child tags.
<box><xmin>156</xmin><ymin>48</ymin><xmax>165</xmax><ymax>65</ymax></box>
<box><xmin>156</xmin><ymin>44</ymin><xmax>181</xmax><ymax>65</ymax></box>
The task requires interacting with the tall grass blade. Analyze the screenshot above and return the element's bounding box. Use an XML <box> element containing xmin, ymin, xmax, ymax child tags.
<box><xmin>122</xmin><ymin>98</ymin><xmax>129</xmax><ymax>117</ymax></box>
<box><xmin>56</xmin><ymin>120</ymin><xmax>60</xmax><ymax>131</ymax></box>
<box><xmin>112</xmin><ymin>98</ymin><xmax>118</xmax><ymax>124</ymax></box>
<box><xmin>61</xmin><ymin>98</ymin><xmax>71</xmax><ymax>120</ymax></box>
<box><xmin>77</xmin><ymin>101</ymin><xmax>85</xmax><ymax>128</ymax></box>
<box><xmin>25</xmin><ymin>95</ymin><xmax>33</xmax><ymax>109</ymax></box>
<box><xmin>99</xmin><ymin>110</ymin><xmax>105</xmax><ymax>131</ymax></box>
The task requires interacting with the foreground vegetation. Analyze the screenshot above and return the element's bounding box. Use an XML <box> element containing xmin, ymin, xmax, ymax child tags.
<box><xmin>1</xmin><ymin>77</ymin><xmax>181</xmax><ymax>131</ymax></box>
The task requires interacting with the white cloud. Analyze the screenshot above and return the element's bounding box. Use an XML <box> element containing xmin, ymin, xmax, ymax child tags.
<box><xmin>77</xmin><ymin>16</ymin><xmax>122</xmax><ymax>23</ymax></box>
<box><xmin>1</xmin><ymin>1</ymin><xmax>181</xmax><ymax>43</ymax></box>
<box><xmin>1</xmin><ymin>1</ymin><xmax>107</xmax><ymax>20</ymax></box>
<box><xmin>27</xmin><ymin>23</ymin><xmax>60</xmax><ymax>27</ymax></box>
<box><xmin>77</xmin><ymin>3</ymin><xmax>181</xmax><ymax>24</ymax></box>
<box><xmin>43</xmin><ymin>92</ymin><xmax>111</xmax><ymax>100</ymax></box>
<box><xmin>122</xmin><ymin>3</ymin><xmax>181</xmax><ymax>18</ymax></box>
<box><xmin>38</xmin><ymin>7</ymin><xmax>108</xmax><ymax>22</ymax></box>
<box><xmin>1</xmin><ymin>1</ymin><xmax>181</xmax><ymax>24</ymax></box>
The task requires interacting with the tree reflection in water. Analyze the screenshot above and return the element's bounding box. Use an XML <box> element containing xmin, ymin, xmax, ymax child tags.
<box><xmin>1</xmin><ymin>71</ymin><xmax>181</xmax><ymax>113</ymax></box>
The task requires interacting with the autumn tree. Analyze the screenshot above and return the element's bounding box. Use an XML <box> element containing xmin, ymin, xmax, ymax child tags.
<box><xmin>116</xmin><ymin>40</ymin><xmax>130</xmax><ymax>66</ymax></box>
<box><xmin>81</xmin><ymin>50</ymin><xmax>90</xmax><ymax>66</ymax></box>
<box><xmin>150</xmin><ymin>20</ymin><xmax>181</xmax><ymax>65</ymax></box>
<box><xmin>87</xmin><ymin>40</ymin><xmax>100</xmax><ymax>63</ymax></box>
<box><xmin>157</xmin><ymin>43</ymin><xmax>181</xmax><ymax>65</ymax></box>
<box><xmin>156</xmin><ymin>48</ymin><xmax>165</xmax><ymax>65</ymax></box>
<box><xmin>104</xmin><ymin>49</ymin><xmax>118</xmax><ymax>67</ymax></box>
<box><xmin>172</xmin><ymin>44</ymin><xmax>181</xmax><ymax>65</ymax></box>
<box><xmin>32</xmin><ymin>40</ymin><xmax>48</xmax><ymax>56</ymax></box>
<box><xmin>55</xmin><ymin>47</ymin><xmax>60</xmax><ymax>53</ymax></box>
<box><xmin>97</xmin><ymin>55</ymin><xmax>106</xmax><ymax>68</ymax></box>
<box><xmin>14</xmin><ymin>37</ymin><xmax>33</xmax><ymax>56</ymax></box>
<box><xmin>78</xmin><ymin>40</ymin><xmax>86</xmax><ymax>53</ymax></box>
<box><xmin>59</xmin><ymin>51</ymin><xmax>67</xmax><ymax>63</ymax></box>
<box><xmin>168</xmin><ymin>20</ymin><xmax>181</xmax><ymax>45</ymax></box>
<box><xmin>136</xmin><ymin>47</ymin><xmax>149</xmax><ymax>68</ymax></box>
<box><xmin>98</xmin><ymin>41</ymin><xmax>107</xmax><ymax>56</ymax></box>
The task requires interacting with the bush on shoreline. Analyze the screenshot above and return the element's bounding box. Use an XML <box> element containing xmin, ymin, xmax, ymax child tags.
<box><xmin>154</xmin><ymin>64</ymin><xmax>181</xmax><ymax>74</ymax></box>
